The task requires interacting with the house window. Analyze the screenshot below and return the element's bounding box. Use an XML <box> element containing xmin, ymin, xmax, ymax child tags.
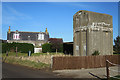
<box><xmin>13</xmin><ymin>33</ymin><xmax>20</xmax><ymax>40</ymax></box>
<box><xmin>39</xmin><ymin>43</ymin><xmax>41</xmax><ymax>46</ymax></box>
<box><xmin>38</xmin><ymin>33</ymin><xmax>44</xmax><ymax>40</ymax></box>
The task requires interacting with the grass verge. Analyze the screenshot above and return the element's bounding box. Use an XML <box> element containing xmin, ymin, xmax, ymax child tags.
<box><xmin>2</xmin><ymin>52</ymin><xmax>64</xmax><ymax>57</ymax></box>
<box><xmin>2</xmin><ymin>56</ymin><xmax>50</xmax><ymax>70</ymax></box>
<box><xmin>31</xmin><ymin>52</ymin><xmax>64</xmax><ymax>56</ymax></box>
<box><xmin>2</xmin><ymin>52</ymin><xmax>28</xmax><ymax>57</ymax></box>
<box><xmin>101</xmin><ymin>75</ymin><xmax>120</xmax><ymax>80</ymax></box>
<box><xmin>2</xmin><ymin>52</ymin><xmax>64</xmax><ymax>70</ymax></box>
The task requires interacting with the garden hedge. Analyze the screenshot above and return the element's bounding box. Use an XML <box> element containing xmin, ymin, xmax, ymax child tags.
<box><xmin>2</xmin><ymin>42</ymin><xmax>34</xmax><ymax>53</ymax></box>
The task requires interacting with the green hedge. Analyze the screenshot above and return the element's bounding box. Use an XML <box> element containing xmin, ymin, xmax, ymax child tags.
<box><xmin>42</xmin><ymin>43</ymin><xmax>52</xmax><ymax>53</ymax></box>
<box><xmin>2</xmin><ymin>42</ymin><xmax>34</xmax><ymax>53</ymax></box>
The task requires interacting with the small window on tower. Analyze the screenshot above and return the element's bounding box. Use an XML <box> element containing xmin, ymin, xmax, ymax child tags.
<box><xmin>13</xmin><ymin>33</ymin><xmax>20</xmax><ymax>40</ymax></box>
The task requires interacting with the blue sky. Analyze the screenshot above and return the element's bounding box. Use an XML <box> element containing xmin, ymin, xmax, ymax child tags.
<box><xmin>2</xmin><ymin>2</ymin><xmax>118</xmax><ymax>42</ymax></box>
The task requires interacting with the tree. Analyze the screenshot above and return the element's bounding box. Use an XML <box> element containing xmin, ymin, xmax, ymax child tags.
<box><xmin>51</xmin><ymin>43</ymin><xmax>63</xmax><ymax>53</ymax></box>
<box><xmin>114</xmin><ymin>36</ymin><xmax>120</xmax><ymax>53</ymax></box>
<box><xmin>48</xmin><ymin>38</ymin><xmax>63</xmax><ymax>53</ymax></box>
<box><xmin>42</xmin><ymin>43</ymin><xmax>52</xmax><ymax>53</ymax></box>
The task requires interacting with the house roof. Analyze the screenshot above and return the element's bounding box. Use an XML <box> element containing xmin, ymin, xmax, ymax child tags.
<box><xmin>7</xmin><ymin>31</ymin><xmax>49</xmax><ymax>41</ymax></box>
<box><xmin>9</xmin><ymin>31</ymin><xmax>45</xmax><ymax>34</ymax></box>
<box><xmin>48</xmin><ymin>38</ymin><xmax>63</xmax><ymax>43</ymax></box>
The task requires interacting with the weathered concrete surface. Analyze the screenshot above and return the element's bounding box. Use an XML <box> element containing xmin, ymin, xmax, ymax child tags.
<box><xmin>53</xmin><ymin>66</ymin><xmax>118</xmax><ymax>79</ymax></box>
<box><xmin>73</xmin><ymin>10</ymin><xmax>113</xmax><ymax>56</ymax></box>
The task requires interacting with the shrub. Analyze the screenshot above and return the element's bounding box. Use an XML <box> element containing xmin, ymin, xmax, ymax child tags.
<box><xmin>2</xmin><ymin>42</ymin><xmax>34</xmax><ymax>53</ymax></box>
<box><xmin>92</xmin><ymin>50</ymin><xmax>100</xmax><ymax>56</ymax></box>
<box><xmin>59</xmin><ymin>44</ymin><xmax>63</xmax><ymax>52</ymax></box>
<box><xmin>42</xmin><ymin>43</ymin><xmax>52</xmax><ymax>53</ymax></box>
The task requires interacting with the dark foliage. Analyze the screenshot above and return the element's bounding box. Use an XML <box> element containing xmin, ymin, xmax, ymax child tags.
<box><xmin>42</xmin><ymin>43</ymin><xmax>52</xmax><ymax>53</ymax></box>
<box><xmin>51</xmin><ymin>43</ymin><xmax>63</xmax><ymax>52</ymax></box>
<box><xmin>63</xmin><ymin>42</ymin><xmax>73</xmax><ymax>55</ymax></box>
<box><xmin>2</xmin><ymin>42</ymin><xmax>34</xmax><ymax>53</ymax></box>
<box><xmin>48</xmin><ymin>38</ymin><xmax>63</xmax><ymax>52</ymax></box>
<box><xmin>114</xmin><ymin>36</ymin><xmax>120</xmax><ymax>53</ymax></box>
<box><xmin>92</xmin><ymin>50</ymin><xmax>100</xmax><ymax>56</ymax></box>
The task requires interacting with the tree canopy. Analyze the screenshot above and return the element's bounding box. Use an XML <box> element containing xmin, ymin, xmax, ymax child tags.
<box><xmin>114</xmin><ymin>36</ymin><xmax>120</xmax><ymax>53</ymax></box>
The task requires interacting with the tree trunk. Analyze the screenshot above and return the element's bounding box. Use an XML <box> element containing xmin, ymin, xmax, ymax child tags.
<box><xmin>56</xmin><ymin>49</ymin><xmax>57</xmax><ymax>53</ymax></box>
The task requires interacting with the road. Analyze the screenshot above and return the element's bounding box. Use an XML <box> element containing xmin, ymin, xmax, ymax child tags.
<box><xmin>2</xmin><ymin>63</ymin><xmax>60</xmax><ymax>78</ymax></box>
<box><xmin>3</xmin><ymin>63</ymin><xmax>118</xmax><ymax>80</ymax></box>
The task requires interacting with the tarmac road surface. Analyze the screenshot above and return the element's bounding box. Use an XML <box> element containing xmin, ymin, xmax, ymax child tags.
<box><xmin>2</xmin><ymin>63</ymin><xmax>60</xmax><ymax>78</ymax></box>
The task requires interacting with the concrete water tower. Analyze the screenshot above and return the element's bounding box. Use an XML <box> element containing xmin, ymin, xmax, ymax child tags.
<box><xmin>73</xmin><ymin>10</ymin><xmax>113</xmax><ymax>56</ymax></box>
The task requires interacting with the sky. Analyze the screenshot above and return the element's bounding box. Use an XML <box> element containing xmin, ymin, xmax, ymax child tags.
<box><xmin>2</xmin><ymin>2</ymin><xmax>118</xmax><ymax>43</ymax></box>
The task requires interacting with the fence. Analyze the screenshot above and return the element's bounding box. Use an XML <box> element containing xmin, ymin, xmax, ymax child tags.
<box><xmin>106</xmin><ymin>60</ymin><xmax>120</xmax><ymax>80</ymax></box>
<box><xmin>52</xmin><ymin>55</ymin><xmax>120</xmax><ymax>70</ymax></box>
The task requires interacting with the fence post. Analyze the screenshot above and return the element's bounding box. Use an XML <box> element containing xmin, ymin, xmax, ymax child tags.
<box><xmin>16</xmin><ymin>47</ymin><xmax>17</xmax><ymax>57</ymax></box>
<box><xmin>106</xmin><ymin>60</ymin><xmax>110</xmax><ymax>80</ymax></box>
<box><xmin>51</xmin><ymin>55</ymin><xmax>53</xmax><ymax>69</ymax></box>
<box><xmin>6</xmin><ymin>51</ymin><xmax>8</xmax><ymax>56</ymax></box>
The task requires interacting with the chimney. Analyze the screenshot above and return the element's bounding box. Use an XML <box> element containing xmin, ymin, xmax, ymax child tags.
<box><xmin>45</xmin><ymin>28</ymin><xmax>49</xmax><ymax>34</ymax></box>
<box><xmin>8</xmin><ymin>26</ymin><xmax>11</xmax><ymax>33</ymax></box>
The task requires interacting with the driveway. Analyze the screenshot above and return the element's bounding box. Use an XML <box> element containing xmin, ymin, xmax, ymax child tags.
<box><xmin>53</xmin><ymin>66</ymin><xmax>119</xmax><ymax>79</ymax></box>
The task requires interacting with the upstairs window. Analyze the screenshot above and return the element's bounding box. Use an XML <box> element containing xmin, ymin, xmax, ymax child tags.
<box><xmin>38</xmin><ymin>33</ymin><xmax>44</xmax><ymax>40</ymax></box>
<box><xmin>13</xmin><ymin>33</ymin><xmax>20</xmax><ymax>40</ymax></box>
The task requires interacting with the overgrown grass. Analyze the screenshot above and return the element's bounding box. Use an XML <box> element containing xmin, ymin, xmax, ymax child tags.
<box><xmin>2</xmin><ymin>52</ymin><xmax>28</xmax><ymax>57</ymax></box>
<box><xmin>2</xmin><ymin>56</ymin><xmax>50</xmax><ymax>69</ymax></box>
<box><xmin>110</xmin><ymin>75</ymin><xmax>120</xmax><ymax>80</ymax></box>
<box><xmin>2</xmin><ymin>52</ymin><xmax>64</xmax><ymax>69</ymax></box>
<box><xmin>31</xmin><ymin>52</ymin><xmax>64</xmax><ymax>56</ymax></box>
<box><xmin>101</xmin><ymin>75</ymin><xmax>120</xmax><ymax>80</ymax></box>
<box><xmin>2</xmin><ymin>52</ymin><xmax>64</xmax><ymax>57</ymax></box>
